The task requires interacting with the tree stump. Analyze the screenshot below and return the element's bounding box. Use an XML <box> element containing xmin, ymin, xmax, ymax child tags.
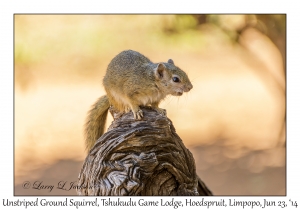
<box><xmin>77</xmin><ymin>106</ymin><xmax>212</xmax><ymax>196</ymax></box>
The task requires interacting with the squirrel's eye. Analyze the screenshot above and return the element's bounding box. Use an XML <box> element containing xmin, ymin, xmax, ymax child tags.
<box><xmin>172</xmin><ymin>77</ymin><xmax>180</xmax><ymax>83</ymax></box>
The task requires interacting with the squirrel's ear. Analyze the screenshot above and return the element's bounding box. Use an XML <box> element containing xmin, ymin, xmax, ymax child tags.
<box><xmin>168</xmin><ymin>59</ymin><xmax>174</xmax><ymax>65</ymax></box>
<box><xmin>154</xmin><ymin>63</ymin><xmax>165</xmax><ymax>79</ymax></box>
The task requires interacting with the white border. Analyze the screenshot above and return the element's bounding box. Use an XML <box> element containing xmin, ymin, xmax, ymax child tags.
<box><xmin>1</xmin><ymin>0</ymin><xmax>298</xmax><ymax>209</ymax></box>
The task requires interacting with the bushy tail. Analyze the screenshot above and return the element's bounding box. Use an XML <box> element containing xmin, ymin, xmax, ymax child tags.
<box><xmin>85</xmin><ymin>95</ymin><xmax>110</xmax><ymax>151</ymax></box>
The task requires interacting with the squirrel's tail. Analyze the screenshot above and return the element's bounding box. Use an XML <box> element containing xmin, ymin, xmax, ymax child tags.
<box><xmin>85</xmin><ymin>95</ymin><xmax>110</xmax><ymax>151</ymax></box>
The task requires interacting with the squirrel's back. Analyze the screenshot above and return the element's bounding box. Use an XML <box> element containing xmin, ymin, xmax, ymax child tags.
<box><xmin>108</xmin><ymin>50</ymin><xmax>152</xmax><ymax>69</ymax></box>
<box><xmin>104</xmin><ymin>50</ymin><xmax>153</xmax><ymax>78</ymax></box>
<box><xmin>103</xmin><ymin>50</ymin><xmax>158</xmax><ymax>110</ymax></box>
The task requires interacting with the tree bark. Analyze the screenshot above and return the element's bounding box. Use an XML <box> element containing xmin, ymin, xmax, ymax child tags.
<box><xmin>77</xmin><ymin>106</ymin><xmax>212</xmax><ymax>196</ymax></box>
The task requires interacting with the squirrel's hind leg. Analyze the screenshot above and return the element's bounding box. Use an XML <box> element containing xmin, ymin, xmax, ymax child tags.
<box><xmin>128</xmin><ymin>102</ymin><xmax>143</xmax><ymax>120</ymax></box>
<box><xmin>124</xmin><ymin>91</ymin><xmax>144</xmax><ymax>120</ymax></box>
<box><xmin>124</xmin><ymin>106</ymin><xmax>131</xmax><ymax>113</ymax></box>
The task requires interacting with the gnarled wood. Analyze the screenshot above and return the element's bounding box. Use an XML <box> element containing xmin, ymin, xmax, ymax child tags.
<box><xmin>77</xmin><ymin>107</ymin><xmax>212</xmax><ymax>196</ymax></box>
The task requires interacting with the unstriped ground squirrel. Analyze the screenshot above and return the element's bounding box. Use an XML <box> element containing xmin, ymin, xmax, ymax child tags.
<box><xmin>85</xmin><ymin>50</ymin><xmax>193</xmax><ymax>151</ymax></box>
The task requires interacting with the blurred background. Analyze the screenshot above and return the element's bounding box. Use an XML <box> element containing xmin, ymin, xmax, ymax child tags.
<box><xmin>14</xmin><ymin>14</ymin><xmax>286</xmax><ymax>195</ymax></box>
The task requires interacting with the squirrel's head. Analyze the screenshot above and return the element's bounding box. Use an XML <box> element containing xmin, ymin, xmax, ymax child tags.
<box><xmin>154</xmin><ymin>59</ymin><xmax>193</xmax><ymax>96</ymax></box>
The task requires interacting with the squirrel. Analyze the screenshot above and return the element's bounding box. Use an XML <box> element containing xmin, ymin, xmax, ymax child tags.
<box><xmin>84</xmin><ymin>50</ymin><xmax>193</xmax><ymax>151</ymax></box>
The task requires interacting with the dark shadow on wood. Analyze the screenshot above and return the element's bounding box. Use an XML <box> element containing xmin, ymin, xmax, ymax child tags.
<box><xmin>77</xmin><ymin>106</ymin><xmax>212</xmax><ymax>196</ymax></box>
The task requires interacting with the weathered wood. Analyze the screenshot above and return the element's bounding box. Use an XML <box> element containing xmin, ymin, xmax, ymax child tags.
<box><xmin>77</xmin><ymin>106</ymin><xmax>212</xmax><ymax>196</ymax></box>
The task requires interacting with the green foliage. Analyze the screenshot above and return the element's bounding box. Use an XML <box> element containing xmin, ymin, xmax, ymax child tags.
<box><xmin>14</xmin><ymin>15</ymin><xmax>286</xmax><ymax>83</ymax></box>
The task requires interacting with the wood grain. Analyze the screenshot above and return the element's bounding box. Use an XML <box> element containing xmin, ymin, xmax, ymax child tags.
<box><xmin>77</xmin><ymin>106</ymin><xmax>212</xmax><ymax>196</ymax></box>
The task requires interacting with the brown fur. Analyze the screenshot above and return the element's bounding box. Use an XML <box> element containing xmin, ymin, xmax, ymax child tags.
<box><xmin>85</xmin><ymin>50</ymin><xmax>193</xmax><ymax>151</ymax></box>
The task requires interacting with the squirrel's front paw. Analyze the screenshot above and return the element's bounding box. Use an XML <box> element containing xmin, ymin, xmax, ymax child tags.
<box><xmin>133</xmin><ymin>109</ymin><xmax>143</xmax><ymax>120</ymax></box>
<box><xmin>154</xmin><ymin>107</ymin><xmax>167</xmax><ymax>116</ymax></box>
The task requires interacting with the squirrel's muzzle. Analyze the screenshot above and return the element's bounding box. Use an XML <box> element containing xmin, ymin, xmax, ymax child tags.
<box><xmin>184</xmin><ymin>84</ymin><xmax>193</xmax><ymax>92</ymax></box>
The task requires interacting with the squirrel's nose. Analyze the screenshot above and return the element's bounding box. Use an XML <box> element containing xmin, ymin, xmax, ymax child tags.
<box><xmin>184</xmin><ymin>84</ymin><xmax>193</xmax><ymax>92</ymax></box>
<box><xmin>187</xmin><ymin>84</ymin><xmax>193</xmax><ymax>91</ymax></box>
